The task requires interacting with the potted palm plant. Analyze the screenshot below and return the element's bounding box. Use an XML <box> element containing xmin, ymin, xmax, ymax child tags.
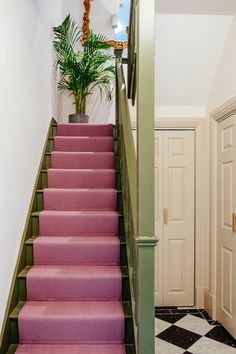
<box><xmin>53</xmin><ymin>15</ymin><xmax>115</xmax><ymax>123</ymax></box>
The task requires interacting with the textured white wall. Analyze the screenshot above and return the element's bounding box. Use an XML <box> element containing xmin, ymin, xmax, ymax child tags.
<box><xmin>207</xmin><ymin>14</ymin><xmax>236</xmax><ymax>113</ymax></box>
<box><xmin>156</xmin><ymin>14</ymin><xmax>233</xmax><ymax>117</ymax></box>
<box><xmin>0</xmin><ymin>0</ymin><xmax>82</xmax><ymax>330</ymax></box>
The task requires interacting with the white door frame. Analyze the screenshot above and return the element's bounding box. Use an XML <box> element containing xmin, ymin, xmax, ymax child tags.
<box><xmin>132</xmin><ymin>117</ymin><xmax>210</xmax><ymax>308</ymax></box>
<box><xmin>206</xmin><ymin>96</ymin><xmax>236</xmax><ymax>318</ymax></box>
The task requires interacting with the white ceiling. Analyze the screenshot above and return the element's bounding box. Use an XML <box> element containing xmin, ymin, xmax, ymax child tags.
<box><xmin>156</xmin><ymin>14</ymin><xmax>233</xmax><ymax>106</ymax></box>
<box><xmin>92</xmin><ymin>0</ymin><xmax>120</xmax><ymax>16</ymax></box>
<box><xmin>156</xmin><ymin>0</ymin><xmax>236</xmax><ymax>15</ymax></box>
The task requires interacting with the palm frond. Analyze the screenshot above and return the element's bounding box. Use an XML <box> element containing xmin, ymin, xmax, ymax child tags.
<box><xmin>53</xmin><ymin>15</ymin><xmax>115</xmax><ymax>114</ymax></box>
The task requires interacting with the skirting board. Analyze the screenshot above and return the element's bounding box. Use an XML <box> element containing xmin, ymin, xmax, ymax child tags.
<box><xmin>195</xmin><ymin>286</ymin><xmax>205</xmax><ymax>309</ymax></box>
<box><xmin>204</xmin><ymin>290</ymin><xmax>216</xmax><ymax>319</ymax></box>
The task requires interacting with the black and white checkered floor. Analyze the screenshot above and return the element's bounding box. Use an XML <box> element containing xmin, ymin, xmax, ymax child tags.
<box><xmin>155</xmin><ymin>307</ymin><xmax>236</xmax><ymax>354</ymax></box>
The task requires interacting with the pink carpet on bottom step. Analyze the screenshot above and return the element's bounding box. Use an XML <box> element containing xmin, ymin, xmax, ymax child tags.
<box><xmin>47</xmin><ymin>169</ymin><xmax>116</xmax><ymax>189</ymax></box>
<box><xmin>33</xmin><ymin>236</ymin><xmax>120</xmax><ymax>265</ymax></box>
<box><xmin>17</xmin><ymin>124</ymin><xmax>125</xmax><ymax>352</ymax></box>
<box><xmin>18</xmin><ymin>301</ymin><xmax>124</xmax><ymax>344</ymax></box>
<box><xmin>16</xmin><ymin>344</ymin><xmax>126</xmax><ymax>354</ymax></box>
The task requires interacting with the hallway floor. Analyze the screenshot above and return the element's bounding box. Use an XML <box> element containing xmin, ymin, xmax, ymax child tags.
<box><xmin>155</xmin><ymin>307</ymin><xmax>236</xmax><ymax>354</ymax></box>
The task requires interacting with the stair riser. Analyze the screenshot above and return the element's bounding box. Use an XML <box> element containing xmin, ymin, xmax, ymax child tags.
<box><xmin>26</xmin><ymin>277</ymin><xmax>122</xmax><ymax>301</ymax></box>
<box><xmin>19</xmin><ymin>274</ymin><xmax>129</xmax><ymax>302</ymax></box>
<box><xmin>43</xmin><ymin>190</ymin><xmax>117</xmax><ymax>211</ymax></box>
<box><xmin>25</xmin><ymin>241</ymin><xmax>126</xmax><ymax>267</ymax></box>
<box><xmin>18</xmin><ymin>320</ymin><xmax>124</xmax><ymax>344</ymax></box>
<box><xmin>35</xmin><ymin>190</ymin><xmax>122</xmax><ymax>212</ymax></box>
<box><xmin>39</xmin><ymin>213</ymin><xmax>119</xmax><ymax>236</ymax></box>
<box><xmin>51</xmin><ymin>153</ymin><xmax>116</xmax><ymax>170</ymax></box>
<box><xmin>10</xmin><ymin>320</ymin><xmax>19</xmax><ymax>345</ymax></box>
<box><xmin>38</xmin><ymin>171</ymin><xmax>48</xmax><ymax>189</ymax></box>
<box><xmin>57</xmin><ymin>124</ymin><xmax>114</xmax><ymax>137</ymax></box>
<box><xmin>31</xmin><ymin>214</ymin><xmax>125</xmax><ymax>237</ymax></box>
<box><xmin>10</xmin><ymin>315</ymin><xmax>131</xmax><ymax>346</ymax></box>
<box><xmin>34</xmin><ymin>243</ymin><xmax>120</xmax><ymax>266</ymax></box>
<box><xmin>54</xmin><ymin>137</ymin><xmax>114</xmax><ymax>152</ymax></box>
<box><xmin>46</xmin><ymin>170</ymin><xmax>116</xmax><ymax>189</ymax></box>
<box><xmin>47</xmin><ymin>170</ymin><xmax>120</xmax><ymax>189</ymax></box>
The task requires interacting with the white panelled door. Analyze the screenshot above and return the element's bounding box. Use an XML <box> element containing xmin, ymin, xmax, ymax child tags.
<box><xmin>217</xmin><ymin>116</ymin><xmax>236</xmax><ymax>339</ymax></box>
<box><xmin>155</xmin><ymin>130</ymin><xmax>195</xmax><ymax>307</ymax></box>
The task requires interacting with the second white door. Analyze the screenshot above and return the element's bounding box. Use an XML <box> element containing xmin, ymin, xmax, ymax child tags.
<box><xmin>155</xmin><ymin>130</ymin><xmax>195</xmax><ymax>307</ymax></box>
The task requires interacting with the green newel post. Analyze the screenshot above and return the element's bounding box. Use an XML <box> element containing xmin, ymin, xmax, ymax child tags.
<box><xmin>136</xmin><ymin>0</ymin><xmax>157</xmax><ymax>353</ymax></box>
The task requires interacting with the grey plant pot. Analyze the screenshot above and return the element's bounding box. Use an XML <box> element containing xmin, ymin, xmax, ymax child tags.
<box><xmin>69</xmin><ymin>114</ymin><xmax>89</xmax><ymax>123</ymax></box>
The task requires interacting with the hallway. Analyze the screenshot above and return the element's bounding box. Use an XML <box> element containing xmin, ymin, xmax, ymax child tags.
<box><xmin>155</xmin><ymin>307</ymin><xmax>236</xmax><ymax>353</ymax></box>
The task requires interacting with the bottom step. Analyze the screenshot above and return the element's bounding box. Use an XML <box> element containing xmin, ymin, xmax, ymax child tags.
<box><xmin>14</xmin><ymin>344</ymin><xmax>126</xmax><ymax>354</ymax></box>
<box><xmin>8</xmin><ymin>344</ymin><xmax>135</xmax><ymax>354</ymax></box>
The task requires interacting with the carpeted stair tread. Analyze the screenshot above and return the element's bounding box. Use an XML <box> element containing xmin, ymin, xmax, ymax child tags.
<box><xmin>39</xmin><ymin>211</ymin><xmax>118</xmax><ymax>236</ymax></box>
<box><xmin>18</xmin><ymin>301</ymin><xmax>124</xmax><ymax>344</ymax></box>
<box><xmin>51</xmin><ymin>151</ymin><xmax>115</xmax><ymax>169</ymax></box>
<box><xmin>33</xmin><ymin>236</ymin><xmax>120</xmax><ymax>265</ymax></box>
<box><xmin>54</xmin><ymin>136</ymin><xmax>114</xmax><ymax>152</ymax></box>
<box><xmin>15</xmin><ymin>344</ymin><xmax>126</xmax><ymax>353</ymax></box>
<box><xmin>47</xmin><ymin>169</ymin><xmax>116</xmax><ymax>189</ymax></box>
<box><xmin>43</xmin><ymin>188</ymin><xmax>117</xmax><ymax>211</ymax></box>
<box><xmin>57</xmin><ymin>123</ymin><xmax>113</xmax><ymax>137</ymax></box>
<box><xmin>27</xmin><ymin>266</ymin><xmax>122</xmax><ymax>301</ymax></box>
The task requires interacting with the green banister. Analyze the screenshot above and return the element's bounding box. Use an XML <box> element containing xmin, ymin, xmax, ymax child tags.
<box><xmin>116</xmin><ymin>0</ymin><xmax>157</xmax><ymax>353</ymax></box>
<box><xmin>136</xmin><ymin>1</ymin><xmax>157</xmax><ymax>353</ymax></box>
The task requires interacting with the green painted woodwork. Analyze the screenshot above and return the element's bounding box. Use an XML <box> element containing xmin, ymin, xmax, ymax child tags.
<box><xmin>9</xmin><ymin>302</ymin><xmax>25</xmax><ymax>345</ymax></box>
<box><xmin>128</xmin><ymin>0</ymin><xmax>136</xmax><ymax>103</ymax></box>
<box><xmin>115</xmin><ymin>59</ymin><xmax>137</xmax><ymax>353</ymax></box>
<box><xmin>0</xmin><ymin>119</ymin><xmax>57</xmax><ymax>354</ymax></box>
<box><xmin>122</xmin><ymin>302</ymin><xmax>135</xmax><ymax>345</ymax></box>
<box><xmin>136</xmin><ymin>0</ymin><xmax>157</xmax><ymax>352</ymax></box>
<box><xmin>6</xmin><ymin>344</ymin><xmax>17</xmax><ymax>354</ymax></box>
<box><xmin>115</xmin><ymin>0</ymin><xmax>158</xmax><ymax>352</ymax></box>
<box><xmin>116</xmin><ymin>58</ymin><xmax>137</xmax><ymax>294</ymax></box>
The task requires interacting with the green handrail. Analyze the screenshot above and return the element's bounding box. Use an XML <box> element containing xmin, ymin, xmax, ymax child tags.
<box><xmin>116</xmin><ymin>59</ymin><xmax>137</xmax><ymax>317</ymax></box>
<box><xmin>116</xmin><ymin>0</ymin><xmax>157</xmax><ymax>353</ymax></box>
<box><xmin>128</xmin><ymin>0</ymin><xmax>136</xmax><ymax>104</ymax></box>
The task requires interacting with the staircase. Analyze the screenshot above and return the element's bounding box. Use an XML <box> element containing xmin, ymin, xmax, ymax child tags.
<box><xmin>7</xmin><ymin>123</ymin><xmax>134</xmax><ymax>354</ymax></box>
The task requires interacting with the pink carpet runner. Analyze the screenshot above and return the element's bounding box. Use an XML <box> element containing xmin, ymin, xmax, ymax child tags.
<box><xmin>16</xmin><ymin>123</ymin><xmax>125</xmax><ymax>354</ymax></box>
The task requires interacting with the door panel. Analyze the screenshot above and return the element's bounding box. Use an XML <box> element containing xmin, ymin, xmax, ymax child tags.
<box><xmin>217</xmin><ymin>116</ymin><xmax>236</xmax><ymax>338</ymax></box>
<box><xmin>163</xmin><ymin>131</ymin><xmax>195</xmax><ymax>306</ymax></box>
<box><xmin>155</xmin><ymin>130</ymin><xmax>195</xmax><ymax>307</ymax></box>
<box><xmin>168</xmin><ymin>239</ymin><xmax>185</xmax><ymax>292</ymax></box>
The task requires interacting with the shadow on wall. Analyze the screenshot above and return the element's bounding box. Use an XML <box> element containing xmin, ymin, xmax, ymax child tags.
<box><xmin>51</xmin><ymin>47</ymin><xmax>61</xmax><ymax>121</ymax></box>
<box><xmin>59</xmin><ymin>84</ymin><xmax>115</xmax><ymax>124</ymax></box>
<box><xmin>86</xmin><ymin>86</ymin><xmax>115</xmax><ymax>124</ymax></box>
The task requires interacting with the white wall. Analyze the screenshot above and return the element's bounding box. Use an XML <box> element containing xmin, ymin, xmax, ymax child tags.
<box><xmin>0</xmin><ymin>0</ymin><xmax>82</xmax><ymax>331</ymax></box>
<box><xmin>156</xmin><ymin>14</ymin><xmax>233</xmax><ymax>118</ymax></box>
<box><xmin>207</xmin><ymin>14</ymin><xmax>236</xmax><ymax>113</ymax></box>
<box><xmin>60</xmin><ymin>0</ymin><xmax>116</xmax><ymax>124</ymax></box>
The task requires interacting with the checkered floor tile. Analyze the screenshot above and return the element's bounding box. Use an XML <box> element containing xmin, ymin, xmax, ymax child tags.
<box><xmin>155</xmin><ymin>308</ymin><xmax>236</xmax><ymax>354</ymax></box>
